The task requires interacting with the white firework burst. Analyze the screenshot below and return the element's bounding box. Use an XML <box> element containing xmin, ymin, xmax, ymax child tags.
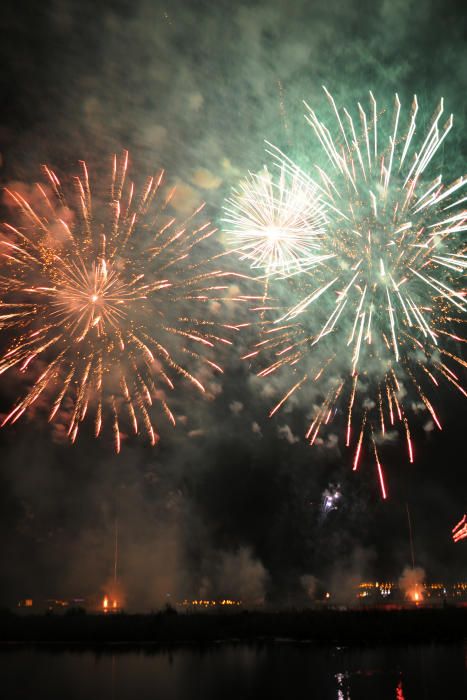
<box><xmin>246</xmin><ymin>89</ymin><xmax>466</xmax><ymax>497</ymax></box>
<box><xmin>223</xmin><ymin>165</ymin><xmax>329</xmax><ymax>278</ymax></box>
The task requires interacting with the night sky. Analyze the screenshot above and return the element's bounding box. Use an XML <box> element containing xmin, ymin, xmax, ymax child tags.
<box><xmin>0</xmin><ymin>0</ymin><xmax>465</xmax><ymax>610</ymax></box>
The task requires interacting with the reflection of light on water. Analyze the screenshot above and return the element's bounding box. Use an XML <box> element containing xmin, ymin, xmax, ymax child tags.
<box><xmin>335</xmin><ymin>671</ymin><xmax>350</xmax><ymax>700</ymax></box>
<box><xmin>396</xmin><ymin>679</ymin><xmax>406</xmax><ymax>700</ymax></box>
<box><xmin>335</xmin><ymin>666</ymin><xmax>409</xmax><ymax>698</ymax></box>
<box><xmin>111</xmin><ymin>654</ymin><xmax>116</xmax><ymax>700</ymax></box>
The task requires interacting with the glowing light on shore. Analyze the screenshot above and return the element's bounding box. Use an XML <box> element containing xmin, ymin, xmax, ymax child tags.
<box><xmin>408</xmin><ymin>587</ymin><xmax>423</xmax><ymax>603</ymax></box>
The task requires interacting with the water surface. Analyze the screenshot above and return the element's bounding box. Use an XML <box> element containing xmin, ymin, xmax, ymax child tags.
<box><xmin>1</xmin><ymin>643</ymin><xmax>465</xmax><ymax>699</ymax></box>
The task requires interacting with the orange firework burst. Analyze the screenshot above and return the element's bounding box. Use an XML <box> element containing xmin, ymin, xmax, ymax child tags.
<box><xmin>0</xmin><ymin>152</ymin><xmax>232</xmax><ymax>451</ymax></box>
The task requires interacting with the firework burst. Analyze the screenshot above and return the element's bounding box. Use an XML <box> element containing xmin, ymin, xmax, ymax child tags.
<box><xmin>0</xmin><ymin>152</ymin><xmax>232</xmax><ymax>451</ymax></box>
<box><xmin>245</xmin><ymin>90</ymin><xmax>466</xmax><ymax>497</ymax></box>
<box><xmin>223</xmin><ymin>165</ymin><xmax>329</xmax><ymax>278</ymax></box>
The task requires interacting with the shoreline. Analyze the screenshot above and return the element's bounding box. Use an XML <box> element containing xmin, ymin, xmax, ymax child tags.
<box><xmin>1</xmin><ymin>607</ymin><xmax>466</xmax><ymax>648</ymax></box>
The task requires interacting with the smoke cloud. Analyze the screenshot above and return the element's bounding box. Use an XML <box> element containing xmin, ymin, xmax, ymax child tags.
<box><xmin>398</xmin><ymin>565</ymin><xmax>426</xmax><ymax>600</ymax></box>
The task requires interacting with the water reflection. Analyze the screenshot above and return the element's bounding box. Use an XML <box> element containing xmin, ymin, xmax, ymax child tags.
<box><xmin>0</xmin><ymin>643</ymin><xmax>464</xmax><ymax>699</ymax></box>
<box><xmin>335</xmin><ymin>670</ymin><xmax>351</xmax><ymax>699</ymax></box>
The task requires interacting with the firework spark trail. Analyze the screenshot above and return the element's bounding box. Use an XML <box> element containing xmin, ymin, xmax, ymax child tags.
<box><xmin>243</xmin><ymin>90</ymin><xmax>466</xmax><ymax>497</ymax></box>
<box><xmin>223</xmin><ymin>165</ymin><xmax>330</xmax><ymax>278</ymax></box>
<box><xmin>0</xmin><ymin>152</ymin><xmax>235</xmax><ymax>451</ymax></box>
<box><xmin>452</xmin><ymin>514</ymin><xmax>467</xmax><ymax>542</ymax></box>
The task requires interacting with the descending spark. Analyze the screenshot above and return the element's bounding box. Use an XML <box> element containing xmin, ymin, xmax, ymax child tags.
<box><xmin>371</xmin><ymin>430</ymin><xmax>387</xmax><ymax>500</ymax></box>
<box><xmin>452</xmin><ymin>514</ymin><xmax>467</xmax><ymax>543</ymax></box>
<box><xmin>0</xmin><ymin>152</ymin><xmax>233</xmax><ymax>450</ymax></box>
<box><xmin>245</xmin><ymin>90</ymin><xmax>466</xmax><ymax>495</ymax></box>
<box><xmin>223</xmin><ymin>165</ymin><xmax>329</xmax><ymax>278</ymax></box>
<box><xmin>353</xmin><ymin>413</ymin><xmax>366</xmax><ymax>471</ymax></box>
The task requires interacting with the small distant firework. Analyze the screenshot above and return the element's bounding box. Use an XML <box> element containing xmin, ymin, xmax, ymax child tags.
<box><xmin>453</xmin><ymin>515</ymin><xmax>467</xmax><ymax>542</ymax></box>
<box><xmin>0</xmin><ymin>152</ymin><xmax>231</xmax><ymax>451</ymax></box>
<box><xmin>245</xmin><ymin>89</ymin><xmax>466</xmax><ymax>497</ymax></box>
<box><xmin>321</xmin><ymin>483</ymin><xmax>341</xmax><ymax>515</ymax></box>
<box><xmin>223</xmin><ymin>165</ymin><xmax>328</xmax><ymax>278</ymax></box>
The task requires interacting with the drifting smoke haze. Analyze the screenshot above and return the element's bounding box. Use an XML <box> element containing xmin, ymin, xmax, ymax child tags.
<box><xmin>197</xmin><ymin>547</ymin><xmax>268</xmax><ymax>605</ymax></box>
<box><xmin>300</xmin><ymin>573</ymin><xmax>318</xmax><ymax>601</ymax></box>
<box><xmin>398</xmin><ymin>565</ymin><xmax>426</xmax><ymax>599</ymax></box>
<box><xmin>0</xmin><ymin>0</ymin><xmax>466</xmax><ymax>608</ymax></box>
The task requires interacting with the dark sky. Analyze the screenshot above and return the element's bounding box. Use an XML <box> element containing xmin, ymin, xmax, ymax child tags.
<box><xmin>0</xmin><ymin>0</ymin><xmax>466</xmax><ymax>610</ymax></box>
